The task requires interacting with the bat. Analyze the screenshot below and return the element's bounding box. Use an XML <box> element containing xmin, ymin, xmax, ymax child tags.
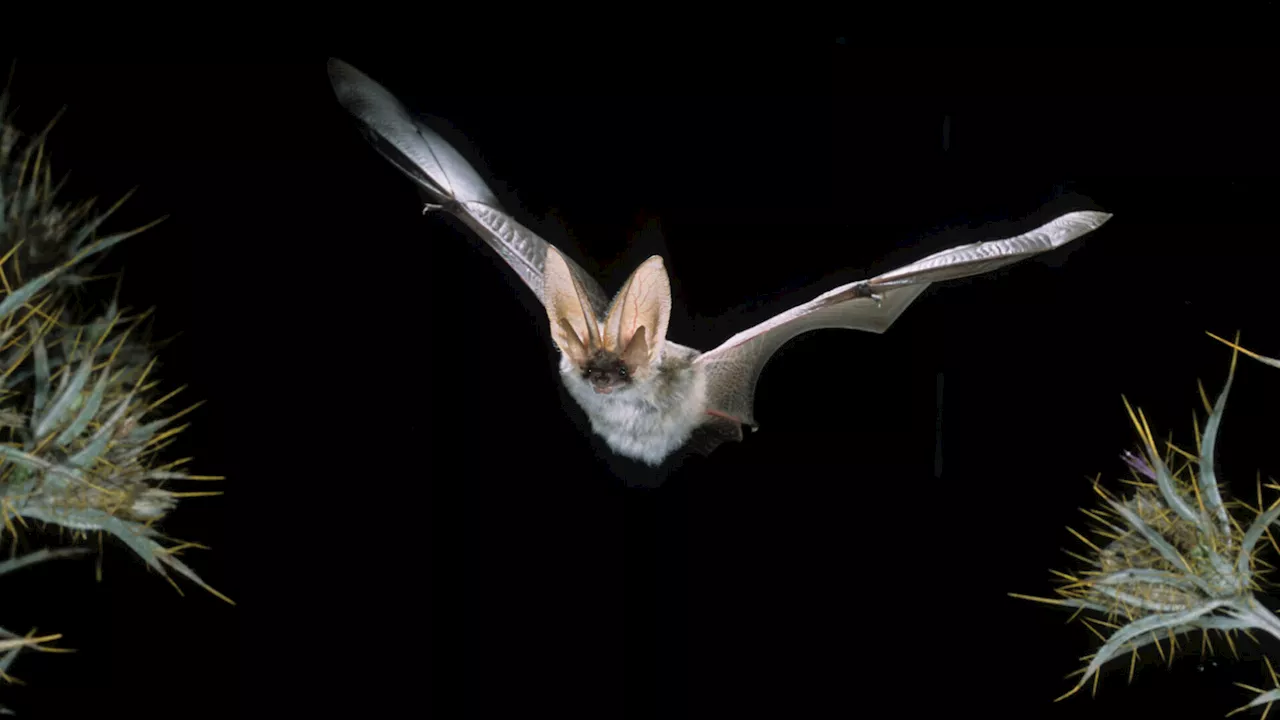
<box><xmin>327</xmin><ymin>58</ymin><xmax>1112</xmax><ymax>466</ymax></box>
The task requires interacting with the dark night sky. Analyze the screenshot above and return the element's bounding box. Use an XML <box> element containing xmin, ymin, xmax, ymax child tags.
<box><xmin>3</xmin><ymin>47</ymin><xmax>1279</xmax><ymax>717</ymax></box>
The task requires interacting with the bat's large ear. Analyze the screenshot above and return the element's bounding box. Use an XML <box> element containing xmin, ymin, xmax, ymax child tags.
<box><xmin>544</xmin><ymin>247</ymin><xmax>601</xmax><ymax>365</ymax></box>
<box><xmin>603</xmin><ymin>255</ymin><xmax>671</xmax><ymax>367</ymax></box>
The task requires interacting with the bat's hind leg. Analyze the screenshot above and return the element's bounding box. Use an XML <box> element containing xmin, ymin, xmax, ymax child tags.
<box><xmin>705</xmin><ymin>409</ymin><xmax>743</xmax><ymax>424</ymax></box>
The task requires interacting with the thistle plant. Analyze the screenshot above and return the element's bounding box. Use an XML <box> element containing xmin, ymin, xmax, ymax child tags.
<box><xmin>0</xmin><ymin>68</ymin><xmax>229</xmax><ymax>712</ymax></box>
<box><xmin>1014</xmin><ymin>339</ymin><xmax>1280</xmax><ymax>716</ymax></box>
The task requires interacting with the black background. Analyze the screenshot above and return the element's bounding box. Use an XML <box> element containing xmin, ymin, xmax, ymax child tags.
<box><xmin>2</xmin><ymin>45</ymin><xmax>1279</xmax><ymax>717</ymax></box>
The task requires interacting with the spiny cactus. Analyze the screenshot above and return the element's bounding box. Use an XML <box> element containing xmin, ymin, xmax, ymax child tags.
<box><xmin>1014</xmin><ymin>340</ymin><xmax>1280</xmax><ymax>716</ymax></box>
<box><xmin>0</xmin><ymin>68</ymin><xmax>229</xmax><ymax>712</ymax></box>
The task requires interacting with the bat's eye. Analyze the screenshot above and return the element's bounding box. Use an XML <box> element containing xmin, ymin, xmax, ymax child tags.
<box><xmin>618</xmin><ymin>368</ymin><xmax>628</xmax><ymax>378</ymax></box>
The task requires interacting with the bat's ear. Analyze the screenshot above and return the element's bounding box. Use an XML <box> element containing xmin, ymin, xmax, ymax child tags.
<box><xmin>544</xmin><ymin>247</ymin><xmax>601</xmax><ymax>365</ymax></box>
<box><xmin>603</xmin><ymin>255</ymin><xmax>671</xmax><ymax>367</ymax></box>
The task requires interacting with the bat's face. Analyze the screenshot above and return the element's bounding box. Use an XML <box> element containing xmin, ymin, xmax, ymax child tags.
<box><xmin>580</xmin><ymin>350</ymin><xmax>635</xmax><ymax>395</ymax></box>
<box><xmin>544</xmin><ymin>247</ymin><xmax>673</xmax><ymax>398</ymax></box>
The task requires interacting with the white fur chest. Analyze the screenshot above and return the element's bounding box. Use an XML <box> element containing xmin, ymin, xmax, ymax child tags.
<box><xmin>558</xmin><ymin>346</ymin><xmax>708</xmax><ymax>466</ymax></box>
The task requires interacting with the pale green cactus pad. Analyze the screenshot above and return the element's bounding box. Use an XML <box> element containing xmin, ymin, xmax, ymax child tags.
<box><xmin>0</xmin><ymin>68</ymin><xmax>229</xmax><ymax>712</ymax></box>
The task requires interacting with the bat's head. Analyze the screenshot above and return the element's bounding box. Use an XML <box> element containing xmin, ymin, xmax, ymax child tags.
<box><xmin>543</xmin><ymin>248</ymin><xmax>671</xmax><ymax>394</ymax></box>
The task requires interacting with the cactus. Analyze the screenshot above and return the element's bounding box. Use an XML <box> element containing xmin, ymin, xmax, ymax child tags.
<box><xmin>0</xmin><ymin>65</ymin><xmax>229</xmax><ymax>712</ymax></box>
<box><xmin>1014</xmin><ymin>338</ymin><xmax>1280</xmax><ymax>716</ymax></box>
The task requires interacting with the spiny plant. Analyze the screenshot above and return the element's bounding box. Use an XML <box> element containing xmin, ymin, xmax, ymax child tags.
<box><xmin>1209</xmin><ymin>333</ymin><xmax>1280</xmax><ymax>374</ymax></box>
<box><xmin>1012</xmin><ymin>337</ymin><xmax>1280</xmax><ymax>717</ymax></box>
<box><xmin>0</xmin><ymin>67</ymin><xmax>230</xmax><ymax>713</ymax></box>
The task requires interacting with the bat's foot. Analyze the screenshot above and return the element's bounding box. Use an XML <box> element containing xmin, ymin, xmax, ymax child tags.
<box><xmin>688</xmin><ymin>416</ymin><xmax>745</xmax><ymax>456</ymax></box>
<box><xmin>705</xmin><ymin>409</ymin><xmax>743</xmax><ymax>424</ymax></box>
<box><xmin>421</xmin><ymin>202</ymin><xmax>444</xmax><ymax>214</ymax></box>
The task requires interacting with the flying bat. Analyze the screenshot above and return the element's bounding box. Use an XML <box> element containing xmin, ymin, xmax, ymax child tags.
<box><xmin>327</xmin><ymin>58</ymin><xmax>1112</xmax><ymax>466</ymax></box>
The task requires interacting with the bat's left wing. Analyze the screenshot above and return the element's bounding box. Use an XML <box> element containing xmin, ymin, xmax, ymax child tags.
<box><xmin>689</xmin><ymin>210</ymin><xmax>1112</xmax><ymax>452</ymax></box>
<box><xmin>327</xmin><ymin>58</ymin><xmax>610</xmax><ymax>316</ymax></box>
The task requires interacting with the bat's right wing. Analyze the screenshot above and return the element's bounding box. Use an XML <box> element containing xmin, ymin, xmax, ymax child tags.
<box><xmin>327</xmin><ymin>58</ymin><xmax>609</xmax><ymax>315</ymax></box>
<box><xmin>691</xmin><ymin>210</ymin><xmax>1113</xmax><ymax>450</ymax></box>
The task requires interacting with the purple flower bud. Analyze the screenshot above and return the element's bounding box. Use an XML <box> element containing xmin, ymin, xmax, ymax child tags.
<box><xmin>1122</xmin><ymin>449</ymin><xmax>1157</xmax><ymax>480</ymax></box>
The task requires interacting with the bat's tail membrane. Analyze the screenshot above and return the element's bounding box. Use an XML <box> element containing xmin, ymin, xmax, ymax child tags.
<box><xmin>327</xmin><ymin>58</ymin><xmax>500</xmax><ymax>209</ymax></box>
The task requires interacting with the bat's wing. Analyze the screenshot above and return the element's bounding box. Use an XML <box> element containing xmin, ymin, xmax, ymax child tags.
<box><xmin>327</xmin><ymin>58</ymin><xmax>609</xmax><ymax>315</ymax></box>
<box><xmin>691</xmin><ymin>210</ymin><xmax>1112</xmax><ymax>448</ymax></box>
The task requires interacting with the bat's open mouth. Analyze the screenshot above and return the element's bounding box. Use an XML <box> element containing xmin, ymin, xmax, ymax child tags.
<box><xmin>593</xmin><ymin>386</ymin><xmax>614</xmax><ymax>395</ymax></box>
